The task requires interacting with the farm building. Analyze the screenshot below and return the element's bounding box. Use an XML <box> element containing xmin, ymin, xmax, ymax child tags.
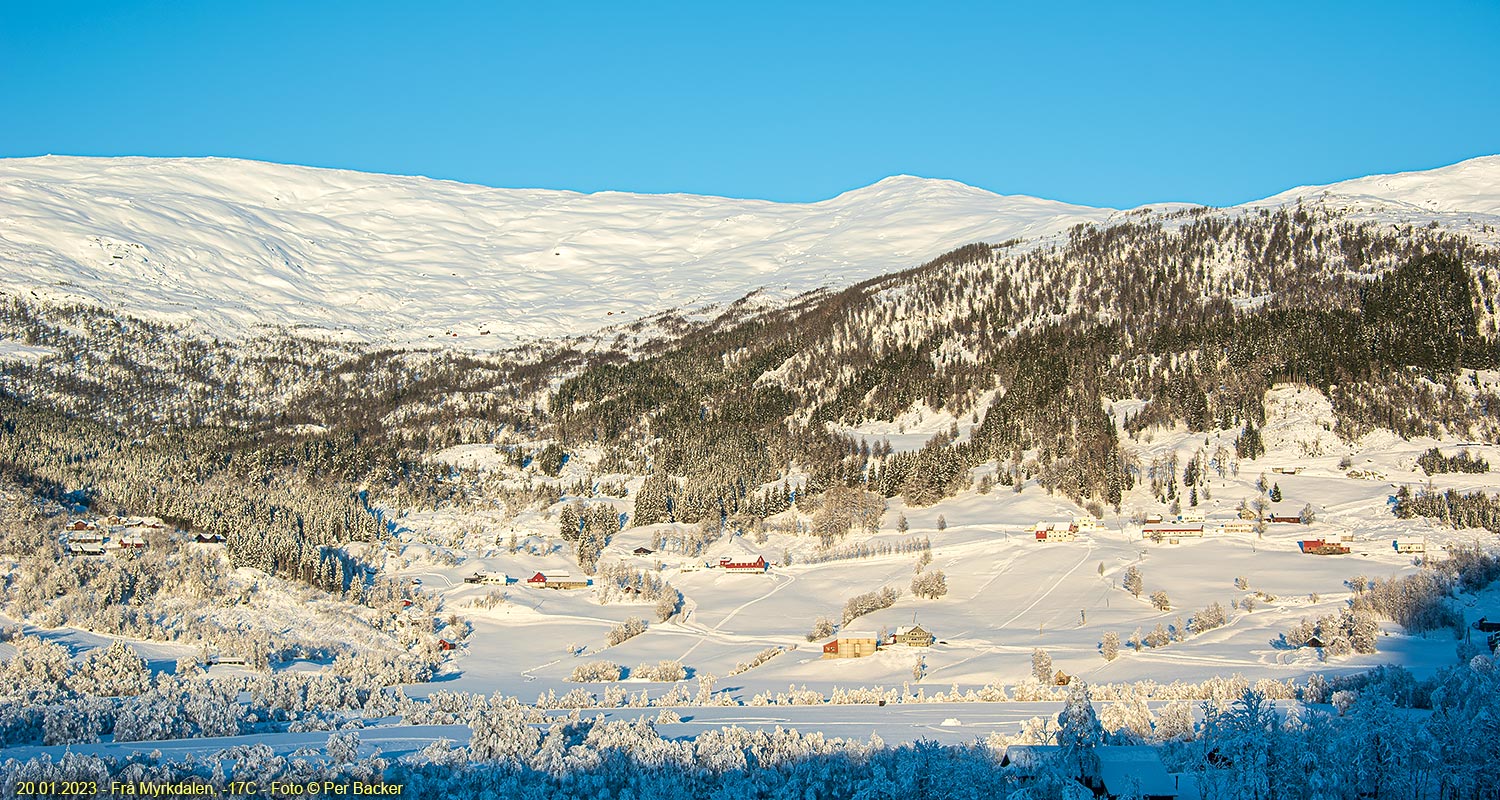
<box><xmin>891</xmin><ymin>624</ymin><xmax>934</xmax><ymax>647</ymax></box>
<box><xmin>437</xmin><ymin>639</ymin><xmax>458</xmax><ymax>652</ymax></box>
<box><xmin>1002</xmin><ymin>745</ymin><xmax>1179</xmax><ymax>799</ymax></box>
<box><xmin>821</xmin><ymin>631</ymin><xmax>881</xmax><ymax>659</ymax></box>
<box><xmin>67</xmin><ymin>520</ymin><xmax>97</xmax><ymax>532</ymax></box>
<box><xmin>633</xmin><ymin>546</ymin><xmax>654</xmax><ymax>556</ymax></box>
<box><xmin>1393</xmin><ymin>539</ymin><xmax>1426</xmax><ymax>553</ymax></box>
<box><xmin>116</xmin><ymin>532</ymin><xmax>147</xmax><ymax>550</ymax></box>
<box><xmin>526</xmin><ymin>572</ymin><xmax>589</xmax><ymax>589</ymax></box>
<box><xmin>195</xmin><ymin>532</ymin><xmax>226</xmax><ymax>544</ymax></box>
<box><xmin>1032</xmin><ymin>522</ymin><xmax>1077</xmax><ymax>542</ymax></box>
<box><xmin>1143</xmin><ymin>523</ymin><xmax>1204</xmax><ymax>539</ymax></box>
<box><xmin>1221</xmin><ymin>521</ymin><xmax>1254</xmax><ymax>534</ymax></box>
<box><xmin>1267</xmin><ymin>513</ymin><xmax>1303</xmax><ymax>524</ymax></box>
<box><xmin>1272</xmin><ymin>465</ymin><xmax>1302</xmax><ymax>474</ymax></box>
<box><xmin>65</xmin><ymin>532</ymin><xmax>105</xmax><ymax>556</ymax></box>
<box><xmin>1472</xmin><ymin>617</ymin><xmax>1500</xmax><ymax>634</ymax></box>
<box><xmin>718</xmin><ymin>556</ymin><xmax>769</xmax><ymax>573</ymax></box>
<box><xmin>1299</xmin><ymin>539</ymin><xmax>1350</xmax><ymax>555</ymax></box>
<box><xmin>1072</xmin><ymin>517</ymin><xmax>1101</xmax><ymax>531</ymax></box>
<box><xmin>464</xmin><ymin>571</ymin><xmax>508</xmax><ymax>585</ymax></box>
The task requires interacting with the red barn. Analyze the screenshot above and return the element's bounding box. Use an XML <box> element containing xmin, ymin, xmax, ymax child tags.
<box><xmin>718</xmin><ymin>556</ymin><xmax>768</xmax><ymax>573</ymax></box>
<box><xmin>437</xmin><ymin>639</ymin><xmax>457</xmax><ymax>652</ymax></box>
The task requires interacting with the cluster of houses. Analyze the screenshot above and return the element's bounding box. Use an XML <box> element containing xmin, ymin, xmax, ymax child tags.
<box><xmin>61</xmin><ymin>517</ymin><xmax>221</xmax><ymax>557</ymax></box>
<box><xmin>821</xmin><ymin>623</ymin><xmax>935</xmax><ymax>659</ymax></box>
<box><xmin>459</xmin><ymin>554</ymin><xmax>771</xmax><ymax>593</ymax></box>
<box><xmin>63</xmin><ymin>519</ymin><xmax>152</xmax><ymax>555</ymax></box>
<box><xmin>1031</xmin><ymin>518</ymin><xmax>1098</xmax><ymax>542</ymax></box>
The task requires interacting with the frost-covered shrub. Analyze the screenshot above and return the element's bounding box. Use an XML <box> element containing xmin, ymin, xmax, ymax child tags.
<box><xmin>326</xmin><ymin>731</ymin><xmax>361</xmax><ymax>764</ymax></box>
<box><xmin>569</xmin><ymin>662</ymin><xmax>623</xmax><ymax>682</ymax></box>
<box><xmin>731</xmin><ymin>646</ymin><xmax>786</xmax><ymax>676</ymax></box>
<box><xmin>654</xmin><ymin>589</ymin><xmax>680</xmax><ymax>622</ymax></box>
<box><xmin>606</xmin><ymin>617</ymin><xmax>647</xmax><ymax>646</ymax></box>
<box><xmin>1187</xmin><ymin>602</ymin><xmax>1229</xmax><ymax>635</ymax></box>
<box><xmin>806</xmin><ymin>616</ymin><xmax>835</xmax><ymax>642</ymax></box>
<box><xmin>69</xmin><ymin>642</ymin><xmax>150</xmax><ymax>697</ymax></box>
<box><xmin>842</xmin><ymin>585</ymin><xmax>900</xmax><ymax>624</ymax></box>
<box><xmin>633</xmin><ymin>660</ymin><xmax>686</xmax><ymax>682</ymax></box>
<box><xmin>911</xmin><ymin>570</ymin><xmax>948</xmax><ymax>599</ymax></box>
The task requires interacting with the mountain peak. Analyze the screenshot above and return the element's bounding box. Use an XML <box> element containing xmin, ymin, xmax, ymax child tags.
<box><xmin>0</xmin><ymin>156</ymin><xmax>1115</xmax><ymax>348</ymax></box>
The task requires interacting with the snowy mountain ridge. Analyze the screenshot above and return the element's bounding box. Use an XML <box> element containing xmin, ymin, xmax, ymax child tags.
<box><xmin>0</xmin><ymin>154</ymin><xmax>1497</xmax><ymax>349</ymax></box>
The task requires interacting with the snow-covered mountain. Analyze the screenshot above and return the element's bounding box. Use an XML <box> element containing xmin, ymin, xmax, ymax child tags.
<box><xmin>1257</xmin><ymin>155</ymin><xmax>1500</xmax><ymax>217</ymax></box>
<box><xmin>0</xmin><ymin>157</ymin><xmax>1112</xmax><ymax>347</ymax></box>
<box><xmin>1</xmin><ymin>154</ymin><xmax>1497</xmax><ymax>348</ymax></box>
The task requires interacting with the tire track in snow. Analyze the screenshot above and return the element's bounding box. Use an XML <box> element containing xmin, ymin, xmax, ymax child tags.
<box><xmin>996</xmin><ymin>539</ymin><xmax>1098</xmax><ymax>629</ymax></box>
<box><xmin>677</xmin><ymin>571</ymin><xmax>797</xmax><ymax>662</ymax></box>
<box><xmin>925</xmin><ymin>540</ymin><xmax>1097</xmax><ymax>681</ymax></box>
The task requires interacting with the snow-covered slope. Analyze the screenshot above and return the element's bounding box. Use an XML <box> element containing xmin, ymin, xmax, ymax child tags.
<box><xmin>0</xmin><ymin>157</ymin><xmax>1113</xmax><ymax>347</ymax></box>
<box><xmin>3</xmin><ymin>154</ymin><xmax>1497</xmax><ymax>349</ymax></box>
<box><xmin>1255</xmin><ymin>154</ymin><xmax>1500</xmax><ymax>217</ymax></box>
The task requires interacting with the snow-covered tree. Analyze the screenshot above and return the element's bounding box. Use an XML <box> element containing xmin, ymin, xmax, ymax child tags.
<box><xmin>1100</xmin><ymin>632</ymin><xmax>1120</xmax><ymax>662</ymax></box>
<box><xmin>1031</xmin><ymin>648</ymin><xmax>1053</xmax><ymax>684</ymax></box>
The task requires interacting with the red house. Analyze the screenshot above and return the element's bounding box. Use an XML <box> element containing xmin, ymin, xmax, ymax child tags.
<box><xmin>718</xmin><ymin>556</ymin><xmax>768</xmax><ymax>573</ymax></box>
<box><xmin>437</xmin><ymin>639</ymin><xmax>457</xmax><ymax>652</ymax></box>
<box><xmin>1299</xmin><ymin>539</ymin><xmax>1350</xmax><ymax>555</ymax></box>
<box><xmin>527</xmin><ymin>572</ymin><xmax>588</xmax><ymax>589</ymax></box>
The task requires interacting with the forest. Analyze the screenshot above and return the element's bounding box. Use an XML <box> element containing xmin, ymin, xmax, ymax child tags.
<box><xmin>3</xmin><ymin>658</ymin><xmax>1498</xmax><ymax>800</ymax></box>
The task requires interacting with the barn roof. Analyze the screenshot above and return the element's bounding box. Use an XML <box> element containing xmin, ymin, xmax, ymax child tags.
<box><xmin>839</xmin><ymin>630</ymin><xmax>879</xmax><ymax>640</ymax></box>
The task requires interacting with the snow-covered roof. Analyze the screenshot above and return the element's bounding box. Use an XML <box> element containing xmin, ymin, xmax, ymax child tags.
<box><xmin>1002</xmin><ymin>745</ymin><xmax>1177</xmax><ymax>798</ymax></box>
<box><xmin>838</xmin><ymin>631</ymin><xmax>880</xmax><ymax>641</ymax></box>
<box><xmin>894</xmin><ymin>625</ymin><xmax>928</xmax><ymax>635</ymax></box>
<box><xmin>1095</xmin><ymin>747</ymin><xmax>1177</xmax><ymax>798</ymax></box>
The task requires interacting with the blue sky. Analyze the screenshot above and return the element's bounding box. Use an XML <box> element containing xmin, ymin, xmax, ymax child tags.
<box><xmin>2</xmin><ymin>1</ymin><xmax>1496</xmax><ymax>207</ymax></box>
